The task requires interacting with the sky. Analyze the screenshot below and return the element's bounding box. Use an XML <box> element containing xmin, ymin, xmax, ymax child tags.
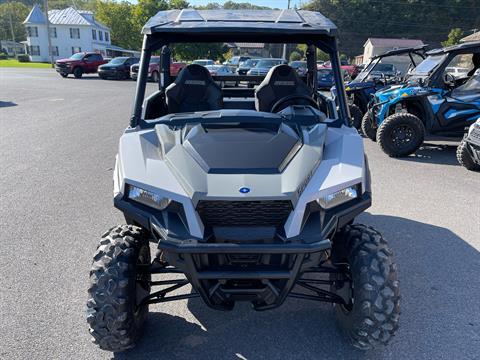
<box><xmin>187</xmin><ymin>0</ymin><xmax>306</xmax><ymax>9</ymax></box>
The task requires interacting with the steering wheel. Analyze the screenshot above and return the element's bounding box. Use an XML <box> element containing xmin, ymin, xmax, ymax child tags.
<box><xmin>270</xmin><ymin>94</ymin><xmax>319</xmax><ymax>113</ymax></box>
<box><xmin>444</xmin><ymin>72</ymin><xmax>456</xmax><ymax>88</ymax></box>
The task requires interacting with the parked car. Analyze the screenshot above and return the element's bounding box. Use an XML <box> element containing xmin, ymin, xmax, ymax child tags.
<box><xmin>457</xmin><ymin>118</ymin><xmax>480</xmax><ymax>171</ymax></box>
<box><xmin>171</xmin><ymin>61</ymin><xmax>187</xmax><ymax>76</ymax></box>
<box><xmin>130</xmin><ymin>56</ymin><xmax>160</xmax><ymax>82</ymax></box>
<box><xmin>55</xmin><ymin>52</ymin><xmax>107</xmax><ymax>78</ymax></box>
<box><xmin>320</xmin><ymin>60</ymin><xmax>360</xmax><ymax>79</ymax></box>
<box><xmin>236</xmin><ymin>58</ymin><xmax>261</xmax><ymax>75</ymax></box>
<box><xmin>247</xmin><ymin>58</ymin><xmax>287</xmax><ymax>87</ymax></box>
<box><xmin>98</xmin><ymin>57</ymin><xmax>140</xmax><ymax>80</ymax></box>
<box><xmin>317</xmin><ymin>68</ymin><xmax>335</xmax><ymax>89</ymax></box>
<box><xmin>225</xmin><ymin>55</ymin><xmax>250</xmax><ymax>69</ymax></box>
<box><xmin>205</xmin><ymin>64</ymin><xmax>236</xmax><ymax>87</ymax></box>
<box><xmin>369</xmin><ymin>63</ymin><xmax>398</xmax><ymax>79</ymax></box>
<box><xmin>192</xmin><ymin>59</ymin><xmax>215</xmax><ymax>66</ymax></box>
<box><xmin>446</xmin><ymin>66</ymin><xmax>469</xmax><ymax>79</ymax></box>
<box><xmin>247</xmin><ymin>58</ymin><xmax>287</xmax><ymax>76</ymax></box>
<box><xmin>289</xmin><ymin>60</ymin><xmax>307</xmax><ymax>76</ymax></box>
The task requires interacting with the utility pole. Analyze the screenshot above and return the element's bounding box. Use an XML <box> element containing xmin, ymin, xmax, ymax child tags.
<box><xmin>8</xmin><ymin>2</ymin><xmax>17</xmax><ymax>57</ymax></box>
<box><xmin>282</xmin><ymin>0</ymin><xmax>291</xmax><ymax>60</ymax></box>
<box><xmin>44</xmin><ymin>0</ymin><xmax>54</xmax><ymax>67</ymax></box>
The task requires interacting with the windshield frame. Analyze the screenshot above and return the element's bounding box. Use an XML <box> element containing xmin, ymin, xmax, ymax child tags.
<box><xmin>69</xmin><ymin>53</ymin><xmax>84</xmax><ymax>60</ymax></box>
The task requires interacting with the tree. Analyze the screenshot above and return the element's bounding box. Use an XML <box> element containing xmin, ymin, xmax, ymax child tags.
<box><xmin>132</xmin><ymin>0</ymin><xmax>169</xmax><ymax>34</ymax></box>
<box><xmin>442</xmin><ymin>28</ymin><xmax>464</xmax><ymax>47</ymax></box>
<box><xmin>95</xmin><ymin>0</ymin><xmax>140</xmax><ymax>50</ymax></box>
<box><xmin>169</xmin><ymin>0</ymin><xmax>189</xmax><ymax>9</ymax></box>
<box><xmin>172</xmin><ymin>42</ymin><xmax>226</xmax><ymax>61</ymax></box>
<box><xmin>289</xmin><ymin>51</ymin><xmax>302</xmax><ymax>61</ymax></box>
<box><xmin>0</xmin><ymin>1</ymin><xmax>29</xmax><ymax>42</ymax></box>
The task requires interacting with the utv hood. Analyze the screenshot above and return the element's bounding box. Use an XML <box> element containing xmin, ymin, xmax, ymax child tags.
<box><xmin>148</xmin><ymin>110</ymin><xmax>328</xmax><ymax>200</ymax></box>
<box><xmin>181</xmin><ymin>123</ymin><xmax>301</xmax><ymax>174</ymax></box>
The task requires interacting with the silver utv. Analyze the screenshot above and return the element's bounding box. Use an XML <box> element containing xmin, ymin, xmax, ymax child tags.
<box><xmin>87</xmin><ymin>9</ymin><xmax>400</xmax><ymax>353</ymax></box>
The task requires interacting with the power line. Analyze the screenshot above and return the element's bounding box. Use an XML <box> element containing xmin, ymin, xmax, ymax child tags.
<box><xmin>331</xmin><ymin>0</ymin><xmax>480</xmax><ymax>10</ymax></box>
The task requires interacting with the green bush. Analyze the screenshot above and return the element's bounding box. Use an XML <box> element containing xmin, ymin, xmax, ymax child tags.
<box><xmin>17</xmin><ymin>54</ymin><xmax>30</xmax><ymax>62</ymax></box>
<box><xmin>289</xmin><ymin>51</ymin><xmax>302</xmax><ymax>62</ymax></box>
<box><xmin>0</xmin><ymin>52</ymin><xmax>8</xmax><ymax>60</ymax></box>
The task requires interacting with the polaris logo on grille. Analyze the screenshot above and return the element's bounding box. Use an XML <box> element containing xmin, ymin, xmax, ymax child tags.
<box><xmin>239</xmin><ymin>187</ymin><xmax>250</xmax><ymax>194</ymax></box>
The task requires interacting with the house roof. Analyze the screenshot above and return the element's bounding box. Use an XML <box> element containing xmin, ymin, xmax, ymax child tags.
<box><xmin>461</xmin><ymin>32</ymin><xmax>480</xmax><ymax>43</ymax></box>
<box><xmin>142</xmin><ymin>9</ymin><xmax>337</xmax><ymax>38</ymax></box>
<box><xmin>364</xmin><ymin>38</ymin><xmax>424</xmax><ymax>48</ymax></box>
<box><xmin>23</xmin><ymin>4</ymin><xmax>47</xmax><ymax>24</ymax></box>
<box><xmin>24</xmin><ymin>6</ymin><xmax>109</xmax><ymax>30</ymax></box>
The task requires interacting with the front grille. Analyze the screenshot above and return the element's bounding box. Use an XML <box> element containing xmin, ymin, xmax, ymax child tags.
<box><xmin>196</xmin><ymin>200</ymin><xmax>292</xmax><ymax>228</ymax></box>
<box><xmin>131</xmin><ymin>65</ymin><xmax>139</xmax><ymax>73</ymax></box>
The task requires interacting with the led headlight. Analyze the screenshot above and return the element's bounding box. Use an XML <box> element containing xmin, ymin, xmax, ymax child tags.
<box><xmin>127</xmin><ymin>185</ymin><xmax>171</xmax><ymax>210</ymax></box>
<box><xmin>317</xmin><ymin>185</ymin><xmax>359</xmax><ymax>209</ymax></box>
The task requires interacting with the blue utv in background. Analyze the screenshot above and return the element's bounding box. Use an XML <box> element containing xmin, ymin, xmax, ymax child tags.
<box><xmin>334</xmin><ymin>46</ymin><xmax>427</xmax><ymax>128</ymax></box>
<box><xmin>363</xmin><ymin>42</ymin><xmax>480</xmax><ymax>157</ymax></box>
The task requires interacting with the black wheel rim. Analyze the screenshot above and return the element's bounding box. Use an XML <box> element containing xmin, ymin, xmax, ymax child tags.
<box><xmin>390</xmin><ymin>124</ymin><xmax>415</xmax><ymax>149</ymax></box>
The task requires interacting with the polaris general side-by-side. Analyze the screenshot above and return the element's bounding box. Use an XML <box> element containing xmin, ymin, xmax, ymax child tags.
<box><xmin>363</xmin><ymin>42</ymin><xmax>480</xmax><ymax>157</ymax></box>
<box><xmin>457</xmin><ymin>118</ymin><xmax>480</xmax><ymax>171</ymax></box>
<box><xmin>86</xmin><ymin>9</ymin><xmax>400</xmax><ymax>352</ymax></box>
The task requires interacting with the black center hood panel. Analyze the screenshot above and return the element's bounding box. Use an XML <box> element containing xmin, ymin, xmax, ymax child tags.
<box><xmin>183</xmin><ymin>123</ymin><xmax>302</xmax><ymax>174</ymax></box>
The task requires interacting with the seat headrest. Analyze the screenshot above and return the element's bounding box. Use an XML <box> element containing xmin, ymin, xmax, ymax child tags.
<box><xmin>255</xmin><ymin>64</ymin><xmax>312</xmax><ymax>112</ymax></box>
<box><xmin>175</xmin><ymin>64</ymin><xmax>214</xmax><ymax>86</ymax></box>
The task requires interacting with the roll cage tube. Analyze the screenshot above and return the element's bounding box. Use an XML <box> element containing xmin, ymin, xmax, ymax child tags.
<box><xmin>130</xmin><ymin>35</ymin><xmax>350</xmax><ymax>127</ymax></box>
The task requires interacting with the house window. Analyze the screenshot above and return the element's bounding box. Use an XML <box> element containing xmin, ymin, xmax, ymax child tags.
<box><xmin>72</xmin><ymin>46</ymin><xmax>81</xmax><ymax>54</ymax></box>
<box><xmin>98</xmin><ymin>31</ymin><xmax>103</xmax><ymax>41</ymax></box>
<box><xmin>70</xmin><ymin>28</ymin><xmax>80</xmax><ymax>39</ymax></box>
<box><xmin>92</xmin><ymin>29</ymin><xmax>97</xmax><ymax>40</ymax></box>
<box><xmin>27</xmin><ymin>26</ymin><xmax>38</xmax><ymax>37</ymax></box>
<box><xmin>105</xmin><ymin>32</ymin><xmax>109</xmax><ymax>42</ymax></box>
<box><xmin>49</xmin><ymin>27</ymin><xmax>57</xmax><ymax>38</ymax></box>
<box><xmin>50</xmin><ymin>46</ymin><xmax>59</xmax><ymax>56</ymax></box>
<box><xmin>28</xmin><ymin>45</ymin><xmax>40</xmax><ymax>56</ymax></box>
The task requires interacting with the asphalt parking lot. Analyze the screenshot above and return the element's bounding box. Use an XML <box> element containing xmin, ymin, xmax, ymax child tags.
<box><xmin>1</xmin><ymin>67</ymin><xmax>479</xmax><ymax>360</ymax></box>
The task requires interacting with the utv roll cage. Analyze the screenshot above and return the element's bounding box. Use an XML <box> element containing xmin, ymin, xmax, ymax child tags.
<box><xmin>130</xmin><ymin>9</ymin><xmax>350</xmax><ymax>128</ymax></box>
<box><xmin>356</xmin><ymin>45</ymin><xmax>428</xmax><ymax>82</ymax></box>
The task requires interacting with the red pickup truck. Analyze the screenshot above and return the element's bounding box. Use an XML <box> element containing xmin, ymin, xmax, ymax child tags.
<box><xmin>130</xmin><ymin>57</ymin><xmax>187</xmax><ymax>81</ymax></box>
<box><xmin>55</xmin><ymin>52</ymin><xmax>107</xmax><ymax>78</ymax></box>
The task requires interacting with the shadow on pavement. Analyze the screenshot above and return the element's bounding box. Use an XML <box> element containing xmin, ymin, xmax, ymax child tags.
<box><xmin>0</xmin><ymin>101</ymin><xmax>17</xmax><ymax>108</ymax></box>
<box><xmin>115</xmin><ymin>213</ymin><xmax>479</xmax><ymax>360</ymax></box>
<box><xmin>402</xmin><ymin>142</ymin><xmax>460</xmax><ymax>166</ymax></box>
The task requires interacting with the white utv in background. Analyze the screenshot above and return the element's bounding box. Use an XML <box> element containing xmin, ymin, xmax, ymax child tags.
<box><xmin>457</xmin><ymin>118</ymin><xmax>480</xmax><ymax>171</ymax></box>
<box><xmin>87</xmin><ymin>8</ymin><xmax>400</xmax><ymax>352</ymax></box>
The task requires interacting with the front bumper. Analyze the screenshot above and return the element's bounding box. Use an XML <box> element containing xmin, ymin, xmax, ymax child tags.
<box><xmin>98</xmin><ymin>69</ymin><xmax>122</xmax><ymax>78</ymax></box>
<box><xmin>114</xmin><ymin>192</ymin><xmax>371</xmax><ymax>310</ymax></box>
<box><xmin>55</xmin><ymin>65</ymin><xmax>71</xmax><ymax>74</ymax></box>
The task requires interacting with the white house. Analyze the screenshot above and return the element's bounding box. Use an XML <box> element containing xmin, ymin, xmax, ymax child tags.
<box><xmin>23</xmin><ymin>5</ymin><xmax>133</xmax><ymax>62</ymax></box>
<box><xmin>362</xmin><ymin>38</ymin><xmax>425</xmax><ymax>63</ymax></box>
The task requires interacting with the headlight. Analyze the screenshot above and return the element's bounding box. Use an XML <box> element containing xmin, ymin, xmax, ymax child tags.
<box><xmin>317</xmin><ymin>185</ymin><xmax>359</xmax><ymax>209</ymax></box>
<box><xmin>127</xmin><ymin>185</ymin><xmax>171</xmax><ymax>210</ymax></box>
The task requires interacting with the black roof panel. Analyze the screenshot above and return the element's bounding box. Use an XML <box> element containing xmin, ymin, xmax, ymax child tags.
<box><xmin>142</xmin><ymin>9</ymin><xmax>337</xmax><ymax>37</ymax></box>
<box><xmin>374</xmin><ymin>45</ymin><xmax>428</xmax><ymax>59</ymax></box>
<box><xmin>427</xmin><ymin>41</ymin><xmax>480</xmax><ymax>55</ymax></box>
